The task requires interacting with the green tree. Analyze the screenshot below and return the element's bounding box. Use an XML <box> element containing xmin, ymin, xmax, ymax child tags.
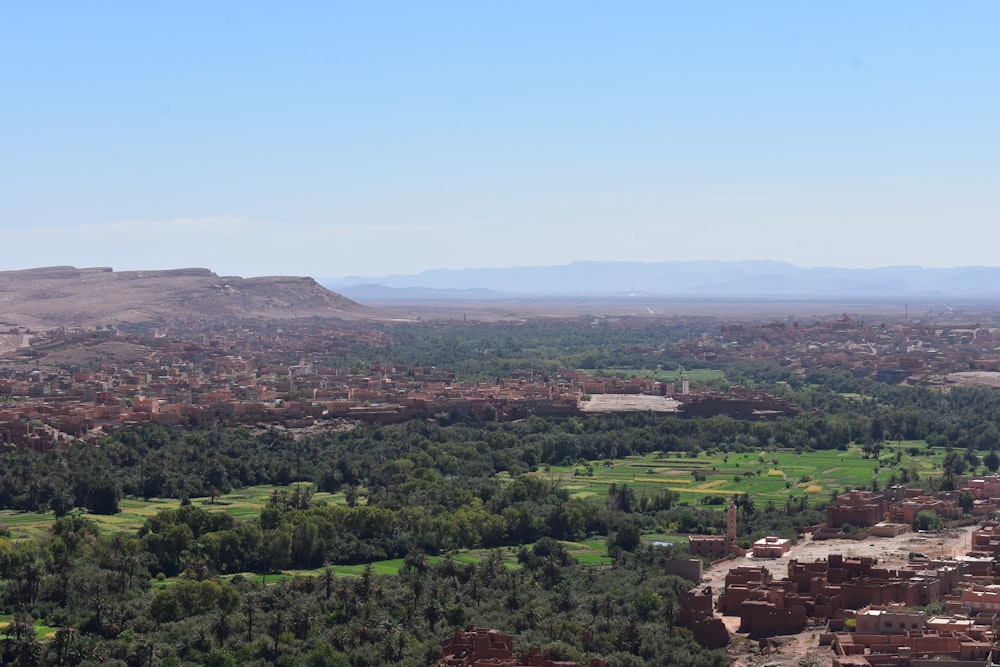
<box><xmin>958</xmin><ymin>491</ymin><xmax>975</xmax><ymax>515</ymax></box>
<box><xmin>985</xmin><ymin>450</ymin><xmax>1000</xmax><ymax>472</ymax></box>
<box><xmin>915</xmin><ymin>510</ymin><xmax>943</xmax><ymax>532</ymax></box>
<box><xmin>611</xmin><ymin>521</ymin><xmax>641</xmax><ymax>552</ymax></box>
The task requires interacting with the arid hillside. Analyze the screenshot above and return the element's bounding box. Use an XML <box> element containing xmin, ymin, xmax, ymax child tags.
<box><xmin>0</xmin><ymin>266</ymin><xmax>368</xmax><ymax>329</ymax></box>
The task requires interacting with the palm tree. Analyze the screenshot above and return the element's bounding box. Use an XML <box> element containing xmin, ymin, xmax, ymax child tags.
<box><xmin>212</xmin><ymin>612</ymin><xmax>234</xmax><ymax>645</ymax></box>
<box><xmin>7</xmin><ymin>613</ymin><xmax>42</xmax><ymax>667</ymax></box>
<box><xmin>12</xmin><ymin>636</ymin><xmax>44</xmax><ymax>667</ymax></box>
<box><xmin>130</xmin><ymin>638</ymin><xmax>155</xmax><ymax>667</ymax></box>
<box><xmin>291</xmin><ymin>607</ymin><xmax>317</xmax><ymax>640</ymax></box>
<box><xmin>50</xmin><ymin>626</ymin><xmax>77</xmax><ymax>666</ymax></box>
<box><xmin>423</xmin><ymin>602</ymin><xmax>441</xmax><ymax>632</ymax></box>
<box><xmin>18</xmin><ymin>561</ymin><xmax>42</xmax><ymax>607</ymax></box>
<box><xmin>242</xmin><ymin>598</ymin><xmax>258</xmax><ymax>642</ymax></box>
<box><xmin>320</xmin><ymin>566</ymin><xmax>335</xmax><ymax>601</ymax></box>
<box><xmin>267</xmin><ymin>610</ymin><xmax>287</xmax><ymax>656</ymax></box>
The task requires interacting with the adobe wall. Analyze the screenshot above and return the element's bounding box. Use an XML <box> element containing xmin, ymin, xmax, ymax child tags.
<box><xmin>739</xmin><ymin>601</ymin><xmax>807</xmax><ymax>636</ymax></box>
<box><xmin>663</xmin><ymin>558</ymin><xmax>703</xmax><ymax>583</ymax></box>
<box><xmin>691</xmin><ymin>618</ymin><xmax>729</xmax><ymax>650</ymax></box>
<box><xmin>679</xmin><ymin>587</ymin><xmax>714</xmax><ymax>627</ymax></box>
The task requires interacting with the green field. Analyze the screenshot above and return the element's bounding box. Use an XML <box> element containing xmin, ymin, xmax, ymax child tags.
<box><xmin>213</xmin><ymin>541</ymin><xmax>608</xmax><ymax>587</ymax></box>
<box><xmin>0</xmin><ymin>446</ymin><xmax>950</xmax><ymax>544</ymax></box>
<box><xmin>0</xmin><ymin>442</ymin><xmax>954</xmax><ymax>588</ymax></box>
<box><xmin>0</xmin><ymin>483</ymin><xmax>347</xmax><ymax>540</ymax></box>
<box><xmin>0</xmin><ymin>615</ymin><xmax>58</xmax><ymax>640</ymax></box>
<box><xmin>529</xmin><ymin>443</ymin><xmax>946</xmax><ymax>506</ymax></box>
<box><xmin>597</xmin><ymin>367</ymin><xmax>726</xmax><ymax>384</ymax></box>
<box><xmin>566</xmin><ymin>540</ymin><xmax>613</xmax><ymax>566</ymax></box>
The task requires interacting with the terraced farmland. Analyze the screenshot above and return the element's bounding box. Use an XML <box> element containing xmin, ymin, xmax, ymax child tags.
<box><xmin>529</xmin><ymin>443</ymin><xmax>946</xmax><ymax>506</ymax></box>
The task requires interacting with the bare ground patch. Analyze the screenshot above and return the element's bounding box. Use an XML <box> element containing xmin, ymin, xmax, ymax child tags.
<box><xmin>578</xmin><ymin>394</ymin><xmax>682</xmax><ymax>413</ymax></box>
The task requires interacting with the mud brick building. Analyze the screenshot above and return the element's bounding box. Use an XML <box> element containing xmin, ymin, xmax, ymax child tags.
<box><xmin>970</xmin><ymin>521</ymin><xmax>1000</xmax><ymax>557</ymax></box>
<box><xmin>718</xmin><ymin>555</ymin><xmax>960</xmax><ymax>638</ymax></box>
<box><xmin>832</xmin><ymin>631</ymin><xmax>995</xmax><ymax>667</ymax></box>
<box><xmin>739</xmin><ymin>598</ymin><xmax>807</xmax><ymax>636</ymax></box>
<box><xmin>752</xmin><ymin>535</ymin><xmax>791</xmax><ymax>558</ymax></box>
<box><xmin>718</xmin><ymin>566</ymin><xmax>774</xmax><ymax>614</ymax></box>
<box><xmin>688</xmin><ymin>501</ymin><xmax>745</xmax><ymax>558</ymax></box>
<box><xmin>855</xmin><ymin>605</ymin><xmax>927</xmax><ymax>634</ymax></box>
<box><xmin>965</xmin><ymin>476</ymin><xmax>1000</xmax><ymax>501</ymax></box>
<box><xmin>679</xmin><ymin>586</ymin><xmax>729</xmax><ymax>649</ymax></box>
<box><xmin>827</xmin><ymin>491</ymin><xmax>888</xmax><ymax>530</ymax></box>
<box><xmin>433</xmin><ymin>626</ymin><xmax>606</xmax><ymax>667</ymax></box>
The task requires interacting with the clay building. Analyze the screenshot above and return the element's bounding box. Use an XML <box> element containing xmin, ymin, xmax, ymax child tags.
<box><xmin>970</xmin><ymin>521</ymin><xmax>1000</xmax><ymax>557</ymax></box>
<box><xmin>886</xmin><ymin>496</ymin><xmax>960</xmax><ymax>524</ymax></box>
<box><xmin>855</xmin><ymin>605</ymin><xmax>927</xmax><ymax>634</ymax></box>
<box><xmin>718</xmin><ymin>566</ymin><xmax>774</xmax><ymax>614</ymax></box>
<box><xmin>739</xmin><ymin>598</ymin><xmax>807</xmax><ymax>636</ymax></box>
<box><xmin>752</xmin><ymin>535</ymin><xmax>791</xmax><ymax>558</ymax></box>
<box><xmin>689</xmin><ymin>501</ymin><xmax>743</xmax><ymax>558</ymax></box>
<box><xmin>679</xmin><ymin>586</ymin><xmax>729</xmax><ymax>649</ymax></box>
<box><xmin>433</xmin><ymin>626</ymin><xmax>606</xmax><ymax>667</ymax></box>
<box><xmin>959</xmin><ymin>584</ymin><xmax>1000</xmax><ymax>615</ymax></box>
<box><xmin>966</xmin><ymin>476</ymin><xmax>1000</xmax><ymax>501</ymax></box>
<box><xmin>718</xmin><ymin>554</ymin><xmax>959</xmax><ymax>638</ymax></box>
<box><xmin>827</xmin><ymin>491</ymin><xmax>887</xmax><ymax>530</ymax></box>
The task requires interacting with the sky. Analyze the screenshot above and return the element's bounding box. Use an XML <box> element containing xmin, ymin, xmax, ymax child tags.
<box><xmin>1</xmin><ymin>2</ymin><xmax>998</xmax><ymax>279</ymax></box>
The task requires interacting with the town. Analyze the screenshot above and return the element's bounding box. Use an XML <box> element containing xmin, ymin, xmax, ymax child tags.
<box><xmin>4</xmin><ymin>311</ymin><xmax>1000</xmax><ymax>450</ymax></box>
<box><xmin>675</xmin><ymin>481</ymin><xmax>1000</xmax><ymax>667</ymax></box>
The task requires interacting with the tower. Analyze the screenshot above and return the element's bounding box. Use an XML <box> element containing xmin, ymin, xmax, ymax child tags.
<box><xmin>682</xmin><ymin>375</ymin><xmax>690</xmax><ymax>395</ymax></box>
<box><xmin>727</xmin><ymin>501</ymin><xmax>737</xmax><ymax>543</ymax></box>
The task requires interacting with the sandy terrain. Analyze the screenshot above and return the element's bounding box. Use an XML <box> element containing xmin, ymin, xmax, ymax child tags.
<box><xmin>38</xmin><ymin>340</ymin><xmax>158</xmax><ymax>366</ymax></box>
<box><xmin>944</xmin><ymin>371</ymin><xmax>1000</xmax><ymax>388</ymax></box>
<box><xmin>708</xmin><ymin>526</ymin><xmax>976</xmax><ymax>667</ymax></box>
<box><xmin>578</xmin><ymin>394</ymin><xmax>682</xmax><ymax>413</ymax></box>
<box><xmin>0</xmin><ymin>334</ymin><xmax>21</xmax><ymax>359</ymax></box>
<box><xmin>705</xmin><ymin>526</ymin><xmax>975</xmax><ymax>591</ymax></box>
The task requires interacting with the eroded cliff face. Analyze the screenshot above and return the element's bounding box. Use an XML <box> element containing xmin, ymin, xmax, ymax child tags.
<box><xmin>0</xmin><ymin>266</ymin><xmax>368</xmax><ymax>328</ymax></box>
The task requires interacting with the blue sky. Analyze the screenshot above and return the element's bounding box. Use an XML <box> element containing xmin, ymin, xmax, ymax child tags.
<box><xmin>2</xmin><ymin>3</ymin><xmax>997</xmax><ymax>278</ymax></box>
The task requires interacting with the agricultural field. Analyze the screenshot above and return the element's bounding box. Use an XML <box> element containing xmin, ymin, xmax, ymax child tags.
<box><xmin>597</xmin><ymin>367</ymin><xmax>726</xmax><ymax>385</ymax></box>
<box><xmin>529</xmin><ymin>443</ymin><xmax>948</xmax><ymax>506</ymax></box>
<box><xmin>1</xmin><ymin>446</ymin><xmax>954</xmax><ymax>545</ymax></box>
<box><xmin>0</xmin><ymin>483</ymin><xmax>347</xmax><ymax>540</ymax></box>
<box><xmin>286</xmin><ymin>541</ymin><xmax>611</xmax><ymax>579</ymax></box>
<box><xmin>171</xmin><ymin>541</ymin><xmax>610</xmax><ymax>588</ymax></box>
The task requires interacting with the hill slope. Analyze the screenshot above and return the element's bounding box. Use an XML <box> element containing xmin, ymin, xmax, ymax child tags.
<box><xmin>0</xmin><ymin>266</ymin><xmax>367</xmax><ymax>328</ymax></box>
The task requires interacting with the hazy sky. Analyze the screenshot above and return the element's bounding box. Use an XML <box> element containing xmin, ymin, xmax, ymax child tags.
<box><xmin>2</xmin><ymin>3</ymin><xmax>997</xmax><ymax>278</ymax></box>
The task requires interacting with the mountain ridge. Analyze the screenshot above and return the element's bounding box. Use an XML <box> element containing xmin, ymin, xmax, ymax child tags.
<box><xmin>0</xmin><ymin>266</ymin><xmax>367</xmax><ymax>329</ymax></box>
<box><xmin>323</xmin><ymin>261</ymin><xmax>1000</xmax><ymax>300</ymax></box>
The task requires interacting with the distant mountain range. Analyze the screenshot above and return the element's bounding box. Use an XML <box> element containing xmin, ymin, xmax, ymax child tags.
<box><xmin>322</xmin><ymin>261</ymin><xmax>1000</xmax><ymax>301</ymax></box>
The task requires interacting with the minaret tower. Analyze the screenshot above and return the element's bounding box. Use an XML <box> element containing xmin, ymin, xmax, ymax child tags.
<box><xmin>727</xmin><ymin>501</ymin><xmax>737</xmax><ymax>543</ymax></box>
